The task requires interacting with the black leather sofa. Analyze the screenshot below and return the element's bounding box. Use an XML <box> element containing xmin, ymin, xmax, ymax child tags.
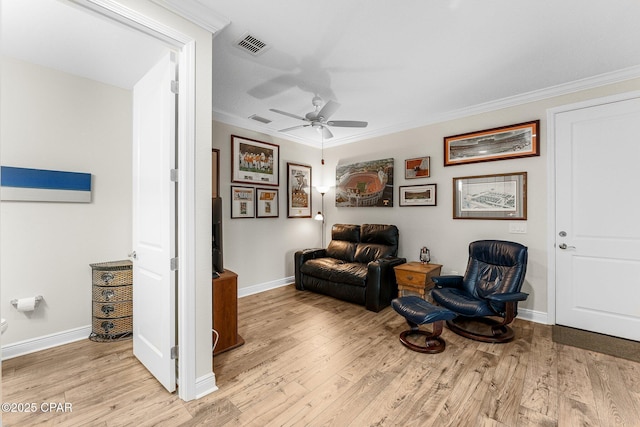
<box><xmin>294</xmin><ymin>224</ymin><xmax>406</xmax><ymax>312</ymax></box>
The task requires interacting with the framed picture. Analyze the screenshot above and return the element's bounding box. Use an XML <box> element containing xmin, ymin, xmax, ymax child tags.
<box><xmin>453</xmin><ymin>172</ymin><xmax>527</xmax><ymax>220</ymax></box>
<box><xmin>399</xmin><ymin>184</ymin><xmax>437</xmax><ymax>207</ymax></box>
<box><xmin>335</xmin><ymin>158</ymin><xmax>394</xmax><ymax>207</ymax></box>
<box><xmin>231</xmin><ymin>135</ymin><xmax>279</xmax><ymax>186</ymax></box>
<box><xmin>256</xmin><ymin>188</ymin><xmax>279</xmax><ymax>218</ymax></box>
<box><xmin>230</xmin><ymin>185</ymin><xmax>255</xmax><ymax>218</ymax></box>
<box><xmin>287</xmin><ymin>162</ymin><xmax>312</xmax><ymax>218</ymax></box>
<box><xmin>444</xmin><ymin>120</ymin><xmax>539</xmax><ymax>166</ymax></box>
<box><xmin>405</xmin><ymin>156</ymin><xmax>430</xmax><ymax>179</ymax></box>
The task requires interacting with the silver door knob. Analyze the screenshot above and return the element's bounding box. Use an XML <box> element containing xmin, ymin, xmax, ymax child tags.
<box><xmin>129</xmin><ymin>251</ymin><xmax>137</xmax><ymax>259</ymax></box>
<box><xmin>558</xmin><ymin>243</ymin><xmax>576</xmax><ymax>250</ymax></box>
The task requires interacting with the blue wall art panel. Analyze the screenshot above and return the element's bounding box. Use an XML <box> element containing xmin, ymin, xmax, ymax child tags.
<box><xmin>0</xmin><ymin>166</ymin><xmax>92</xmax><ymax>202</ymax></box>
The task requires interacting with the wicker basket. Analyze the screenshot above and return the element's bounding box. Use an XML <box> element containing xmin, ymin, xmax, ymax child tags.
<box><xmin>90</xmin><ymin>261</ymin><xmax>133</xmax><ymax>287</ymax></box>
<box><xmin>91</xmin><ymin>316</ymin><xmax>133</xmax><ymax>339</ymax></box>
<box><xmin>92</xmin><ymin>301</ymin><xmax>132</xmax><ymax>318</ymax></box>
<box><xmin>92</xmin><ymin>285</ymin><xmax>132</xmax><ymax>302</ymax></box>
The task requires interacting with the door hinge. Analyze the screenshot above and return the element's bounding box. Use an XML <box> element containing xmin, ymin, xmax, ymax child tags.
<box><xmin>170</xmin><ymin>169</ymin><xmax>179</xmax><ymax>182</ymax></box>
<box><xmin>171</xmin><ymin>80</ymin><xmax>179</xmax><ymax>94</ymax></box>
<box><xmin>171</xmin><ymin>345</ymin><xmax>179</xmax><ymax>360</ymax></box>
<box><xmin>170</xmin><ymin>257</ymin><xmax>179</xmax><ymax>271</ymax></box>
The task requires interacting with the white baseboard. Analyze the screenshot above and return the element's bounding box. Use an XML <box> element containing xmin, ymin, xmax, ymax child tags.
<box><xmin>0</xmin><ymin>284</ymin><xmax>549</xmax><ymax>363</ymax></box>
<box><xmin>195</xmin><ymin>372</ymin><xmax>218</xmax><ymax>399</ymax></box>
<box><xmin>237</xmin><ymin>277</ymin><xmax>551</xmax><ymax>326</ymax></box>
<box><xmin>0</xmin><ymin>276</ymin><xmax>294</xmax><ymax>361</ymax></box>
<box><xmin>238</xmin><ymin>276</ymin><xmax>294</xmax><ymax>298</ymax></box>
<box><xmin>518</xmin><ymin>308</ymin><xmax>549</xmax><ymax>325</ymax></box>
<box><xmin>1</xmin><ymin>325</ymin><xmax>92</xmax><ymax>360</ymax></box>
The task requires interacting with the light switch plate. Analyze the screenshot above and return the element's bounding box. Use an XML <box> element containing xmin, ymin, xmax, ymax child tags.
<box><xmin>509</xmin><ymin>222</ymin><xmax>527</xmax><ymax>234</ymax></box>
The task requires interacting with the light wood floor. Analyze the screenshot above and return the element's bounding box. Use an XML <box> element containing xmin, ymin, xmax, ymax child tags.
<box><xmin>3</xmin><ymin>284</ymin><xmax>640</xmax><ymax>426</ymax></box>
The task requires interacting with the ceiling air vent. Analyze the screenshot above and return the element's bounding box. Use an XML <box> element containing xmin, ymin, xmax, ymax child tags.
<box><xmin>235</xmin><ymin>33</ymin><xmax>269</xmax><ymax>56</ymax></box>
<box><xmin>249</xmin><ymin>114</ymin><xmax>271</xmax><ymax>124</ymax></box>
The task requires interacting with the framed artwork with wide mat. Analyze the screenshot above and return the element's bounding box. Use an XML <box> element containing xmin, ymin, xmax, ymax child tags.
<box><xmin>231</xmin><ymin>135</ymin><xmax>279</xmax><ymax>186</ymax></box>
<box><xmin>453</xmin><ymin>172</ymin><xmax>527</xmax><ymax>220</ymax></box>
<box><xmin>287</xmin><ymin>162</ymin><xmax>312</xmax><ymax>218</ymax></box>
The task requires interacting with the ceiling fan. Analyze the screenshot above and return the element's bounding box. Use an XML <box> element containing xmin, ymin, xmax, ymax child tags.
<box><xmin>269</xmin><ymin>96</ymin><xmax>367</xmax><ymax>139</ymax></box>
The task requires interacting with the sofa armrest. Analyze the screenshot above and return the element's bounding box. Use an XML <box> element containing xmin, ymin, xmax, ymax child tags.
<box><xmin>365</xmin><ymin>256</ymin><xmax>406</xmax><ymax>312</ymax></box>
<box><xmin>486</xmin><ymin>292</ymin><xmax>529</xmax><ymax>303</ymax></box>
<box><xmin>294</xmin><ymin>248</ymin><xmax>327</xmax><ymax>289</ymax></box>
<box><xmin>432</xmin><ymin>275</ymin><xmax>464</xmax><ymax>289</ymax></box>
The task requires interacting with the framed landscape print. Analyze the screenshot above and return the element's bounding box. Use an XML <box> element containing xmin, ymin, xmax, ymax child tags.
<box><xmin>287</xmin><ymin>162</ymin><xmax>312</xmax><ymax>218</ymax></box>
<box><xmin>230</xmin><ymin>185</ymin><xmax>255</xmax><ymax>218</ymax></box>
<box><xmin>256</xmin><ymin>188</ymin><xmax>279</xmax><ymax>218</ymax></box>
<box><xmin>399</xmin><ymin>184</ymin><xmax>437</xmax><ymax>206</ymax></box>
<box><xmin>404</xmin><ymin>156</ymin><xmax>430</xmax><ymax>179</ymax></box>
<box><xmin>335</xmin><ymin>158</ymin><xmax>394</xmax><ymax>207</ymax></box>
<box><xmin>444</xmin><ymin>120</ymin><xmax>539</xmax><ymax>166</ymax></box>
<box><xmin>453</xmin><ymin>172</ymin><xmax>527</xmax><ymax>220</ymax></box>
<box><xmin>231</xmin><ymin>135</ymin><xmax>279</xmax><ymax>186</ymax></box>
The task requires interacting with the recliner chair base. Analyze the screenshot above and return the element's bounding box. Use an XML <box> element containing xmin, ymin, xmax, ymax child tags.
<box><xmin>399</xmin><ymin>321</ymin><xmax>447</xmax><ymax>353</ymax></box>
<box><xmin>446</xmin><ymin>316</ymin><xmax>515</xmax><ymax>343</ymax></box>
<box><xmin>392</xmin><ymin>296</ymin><xmax>457</xmax><ymax>353</ymax></box>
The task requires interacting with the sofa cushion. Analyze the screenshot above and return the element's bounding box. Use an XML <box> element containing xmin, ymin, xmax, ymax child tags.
<box><xmin>360</xmin><ymin>224</ymin><xmax>399</xmax><ymax>255</ymax></box>
<box><xmin>326</xmin><ymin>240</ymin><xmax>357</xmax><ymax>262</ymax></box>
<box><xmin>354</xmin><ymin>243</ymin><xmax>396</xmax><ymax>264</ymax></box>
<box><xmin>331</xmin><ymin>224</ymin><xmax>361</xmax><ymax>242</ymax></box>
<box><xmin>300</xmin><ymin>258</ymin><xmax>367</xmax><ymax>286</ymax></box>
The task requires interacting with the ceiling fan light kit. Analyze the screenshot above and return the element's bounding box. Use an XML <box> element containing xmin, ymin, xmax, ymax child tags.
<box><xmin>269</xmin><ymin>96</ymin><xmax>368</xmax><ymax>139</ymax></box>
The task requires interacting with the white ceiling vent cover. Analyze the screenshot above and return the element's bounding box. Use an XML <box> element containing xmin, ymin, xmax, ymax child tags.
<box><xmin>249</xmin><ymin>114</ymin><xmax>271</xmax><ymax>124</ymax></box>
<box><xmin>235</xmin><ymin>33</ymin><xmax>269</xmax><ymax>56</ymax></box>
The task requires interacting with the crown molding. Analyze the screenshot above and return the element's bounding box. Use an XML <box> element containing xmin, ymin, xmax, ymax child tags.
<box><xmin>70</xmin><ymin>0</ymin><xmax>193</xmax><ymax>45</ymax></box>
<box><xmin>213</xmin><ymin>64</ymin><xmax>640</xmax><ymax>147</ymax></box>
<box><xmin>414</xmin><ymin>64</ymin><xmax>640</xmax><ymax>128</ymax></box>
<box><xmin>150</xmin><ymin>0</ymin><xmax>230</xmax><ymax>34</ymax></box>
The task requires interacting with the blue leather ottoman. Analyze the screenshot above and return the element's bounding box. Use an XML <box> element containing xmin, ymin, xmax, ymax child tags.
<box><xmin>391</xmin><ymin>296</ymin><xmax>457</xmax><ymax>353</ymax></box>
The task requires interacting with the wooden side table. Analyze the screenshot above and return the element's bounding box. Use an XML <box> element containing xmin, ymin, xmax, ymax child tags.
<box><xmin>212</xmin><ymin>270</ymin><xmax>245</xmax><ymax>355</ymax></box>
<box><xmin>394</xmin><ymin>262</ymin><xmax>443</xmax><ymax>300</ymax></box>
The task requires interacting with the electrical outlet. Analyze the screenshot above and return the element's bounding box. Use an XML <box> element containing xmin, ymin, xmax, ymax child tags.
<box><xmin>509</xmin><ymin>222</ymin><xmax>527</xmax><ymax>234</ymax></box>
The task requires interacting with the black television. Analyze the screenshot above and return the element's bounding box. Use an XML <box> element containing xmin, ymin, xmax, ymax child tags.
<box><xmin>212</xmin><ymin>197</ymin><xmax>224</xmax><ymax>276</ymax></box>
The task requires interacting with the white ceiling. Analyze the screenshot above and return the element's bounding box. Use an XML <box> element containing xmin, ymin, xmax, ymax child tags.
<box><xmin>194</xmin><ymin>0</ymin><xmax>640</xmax><ymax>146</ymax></box>
<box><xmin>3</xmin><ymin>0</ymin><xmax>640</xmax><ymax>148</ymax></box>
<box><xmin>0</xmin><ymin>0</ymin><xmax>168</xmax><ymax>89</ymax></box>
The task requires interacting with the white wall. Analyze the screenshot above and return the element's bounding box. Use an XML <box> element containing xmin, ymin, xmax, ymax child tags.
<box><xmin>320</xmin><ymin>78</ymin><xmax>640</xmax><ymax>318</ymax></box>
<box><xmin>0</xmin><ymin>56</ymin><xmax>132</xmax><ymax>344</ymax></box>
<box><xmin>217</xmin><ymin>77</ymin><xmax>640</xmax><ymax>321</ymax></box>
<box><xmin>1</xmin><ymin>0</ymin><xmax>215</xmax><ymax>384</ymax></box>
<box><xmin>212</xmin><ymin>122</ymin><xmax>322</xmax><ymax>292</ymax></box>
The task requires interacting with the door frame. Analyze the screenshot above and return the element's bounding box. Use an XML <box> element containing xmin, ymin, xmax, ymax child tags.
<box><xmin>70</xmin><ymin>0</ymin><xmax>198</xmax><ymax>400</ymax></box>
<box><xmin>546</xmin><ymin>89</ymin><xmax>640</xmax><ymax>326</ymax></box>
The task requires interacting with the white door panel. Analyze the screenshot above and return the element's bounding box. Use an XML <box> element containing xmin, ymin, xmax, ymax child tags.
<box><xmin>555</xmin><ymin>96</ymin><xmax>640</xmax><ymax>341</ymax></box>
<box><xmin>132</xmin><ymin>51</ymin><xmax>177</xmax><ymax>392</ymax></box>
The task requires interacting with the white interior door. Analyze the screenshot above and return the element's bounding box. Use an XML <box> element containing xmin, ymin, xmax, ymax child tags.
<box><xmin>132</xmin><ymin>51</ymin><xmax>177</xmax><ymax>392</ymax></box>
<box><xmin>555</xmin><ymin>96</ymin><xmax>640</xmax><ymax>341</ymax></box>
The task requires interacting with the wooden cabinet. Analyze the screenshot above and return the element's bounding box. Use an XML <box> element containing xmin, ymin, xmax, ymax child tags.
<box><xmin>212</xmin><ymin>270</ymin><xmax>244</xmax><ymax>355</ymax></box>
<box><xmin>394</xmin><ymin>262</ymin><xmax>443</xmax><ymax>301</ymax></box>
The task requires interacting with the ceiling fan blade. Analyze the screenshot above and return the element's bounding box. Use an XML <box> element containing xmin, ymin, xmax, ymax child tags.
<box><xmin>269</xmin><ymin>108</ymin><xmax>307</xmax><ymax>121</ymax></box>
<box><xmin>326</xmin><ymin>120</ymin><xmax>368</xmax><ymax>128</ymax></box>
<box><xmin>317</xmin><ymin>100</ymin><xmax>341</xmax><ymax>120</ymax></box>
<box><xmin>248</xmin><ymin>75</ymin><xmax>298</xmax><ymax>99</ymax></box>
<box><xmin>278</xmin><ymin>124</ymin><xmax>310</xmax><ymax>133</ymax></box>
